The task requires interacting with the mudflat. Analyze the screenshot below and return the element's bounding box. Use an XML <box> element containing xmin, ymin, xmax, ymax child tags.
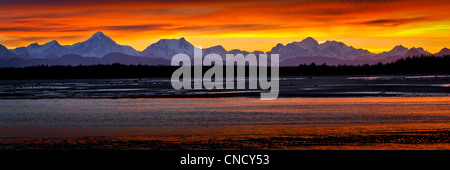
<box><xmin>0</xmin><ymin>97</ymin><xmax>449</xmax><ymax>150</ymax></box>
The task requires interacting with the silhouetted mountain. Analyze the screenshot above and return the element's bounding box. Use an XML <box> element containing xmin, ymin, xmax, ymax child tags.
<box><xmin>228</xmin><ymin>49</ymin><xmax>250</xmax><ymax>56</ymax></box>
<box><xmin>268</xmin><ymin>43</ymin><xmax>305</xmax><ymax>61</ymax></box>
<box><xmin>251</xmin><ymin>50</ymin><xmax>265</xmax><ymax>56</ymax></box>
<box><xmin>58</xmin><ymin>54</ymin><xmax>100</xmax><ymax>65</ymax></box>
<box><xmin>435</xmin><ymin>48</ymin><xmax>450</xmax><ymax>56</ymax></box>
<box><xmin>0</xmin><ymin>44</ymin><xmax>7</xmax><ymax>53</ymax></box>
<box><xmin>278</xmin><ymin>44</ymin><xmax>437</xmax><ymax>66</ymax></box>
<box><xmin>404</xmin><ymin>47</ymin><xmax>432</xmax><ymax>57</ymax></box>
<box><xmin>68</xmin><ymin>31</ymin><xmax>139</xmax><ymax>57</ymax></box>
<box><xmin>3</xmin><ymin>32</ymin><xmax>140</xmax><ymax>60</ymax></box>
<box><xmin>101</xmin><ymin>52</ymin><xmax>170</xmax><ymax>65</ymax></box>
<box><xmin>362</xmin><ymin>46</ymin><xmax>433</xmax><ymax>64</ymax></box>
<box><xmin>268</xmin><ymin>37</ymin><xmax>375</xmax><ymax>61</ymax></box>
<box><xmin>293</xmin><ymin>37</ymin><xmax>319</xmax><ymax>49</ymax></box>
<box><xmin>373</xmin><ymin>45</ymin><xmax>409</xmax><ymax>60</ymax></box>
<box><xmin>1</xmin><ymin>32</ymin><xmax>449</xmax><ymax>67</ymax></box>
<box><xmin>11</xmin><ymin>47</ymin><xmax>31</xmax><ymax>59</ymax></box>
<box><xmin>141</xmin><ymin>37</ymin><xmax>197</xmax><ymax>59</ymax></box>
<box><xmin>318</xmin><ymin>40</ymin><xmax>374</xmax><ymax>60</ymax></box>
<box><xmin>361</xmin><ymin>45</ymin><xmax>410</xmax><ymax>64</ymax></box>
<box><xmin>25</xmin><ymin>40</ymin><xmax>68</xmax><ymax>58</ymax></box>
<box><xmin>280</xmin><ymin>56</ymin><xmax>347</xmax><ymax>66</ymax></box>
<box><xmin>0</xmin><ymin>44</ymin><xmax>7</xmax><ymax>57</ymax></box>
<box><xmin>0</xmin><ymin>44</ymin><xmax>18</xmax><ymax>59</ymax></box>
<box><xmin>203</xmin><ymin>45</ymin><xmax>227</xmax><ymax>57</ymax></box>
<box><xmin>0</xmin><ymin>52</ymin><xmax>170</xmax><ymax>67</ymax></box>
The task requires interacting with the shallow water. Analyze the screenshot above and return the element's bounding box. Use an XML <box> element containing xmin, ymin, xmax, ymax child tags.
<box><xmin>0</xmin><ymin>97</ymin><xmax>448</xmax><ymax>150</ymax></box>
<box><xmin>1</xmin><ymin>75</ymin><xmax>450</xmax><ymax>99</ymax></box>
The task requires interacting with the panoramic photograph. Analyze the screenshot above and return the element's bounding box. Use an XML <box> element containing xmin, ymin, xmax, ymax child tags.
<box><xmin>0</xmin><ymin>0</ymin><xmax>449</xmax><ymax>168</ymax></box>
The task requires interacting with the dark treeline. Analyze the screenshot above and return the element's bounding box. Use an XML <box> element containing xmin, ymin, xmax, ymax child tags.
<box><xmin>0</xmin><ymin>64</ymin><xmax>177</xmax><ymax>80</ymax></box>
<box><xmin>283</xmin><ymin>55</ymin><xmax>450</xmax><ymax>76</ymax></box>
<box><xmin>0</xmin><ymin>55</ymin><xmax>449</xmax><ymax>80</ymax></box>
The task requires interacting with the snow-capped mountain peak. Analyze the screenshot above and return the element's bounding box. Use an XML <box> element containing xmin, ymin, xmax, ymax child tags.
<box><xmin>42</xmin><ymin>40</ymin><xmax>60</xmax><ymax>48</ymax></box>
<box><xmin>267</xmin><ymin>38</ymin><xmax>376</xmax><ymax>60</ymax></box>
<box><xmin>68</xmin><ymin>31</ymin><xmax>138</xmax><ymax>57</ymax></box>
<box><xmin>371</xmin><ymin>45</ymin><xmax>410</xmax><ymax>60</ymax></box>
<box><xmin>391</xmin><ymin>45</ymin><xmax>408</xmax><ymax>52</ymax></box>
<box><xmin>89</xmin><ymin>31</ymin><xmax>108</xmax><ymax>40</ymax></box>
<box><xmin>0</xmin><ymin>44</ymin><xmax>7</xmax><ymax>51</ymax></box>
<box><xmin>20</xmin><ymin>40</ymin><xmax>65</xmax><ymax>58</ymax></box>
<box><xmin>319</xmin><ymin>40</ymin><xmax>349</xmax><ymax>50</ymax></box>
<box><xmin>203</xmin><ymin>45</ymin><xmax>227</xmax><ymax>57</ymax></box>
<box><xmin>142</xmin><ymin>37</ymin><xmax>197</xmax><ymax>59</ymax></box>
<box><xmin>27</xmin><ymin>42</ymin><xmax>40</xmax><ymax>49</ymax></box>
<box><xmin>83</xmin><ymin>31</ymin><xmax>117</xmax><ymax>45</ymax></box>
<box><xmin>0</xmin><ymin>44</ymin><xmax>18</xmax><ymax>59</ymax></box>
<box><xmin>293</xmin><ymin>37</ymin><xmax>319</xmax><ymax>49</ymax></box>
<box><xmin>2</xmin><ymin>33</ymin><xmax>448</xmax><ymax>66</ymax></box>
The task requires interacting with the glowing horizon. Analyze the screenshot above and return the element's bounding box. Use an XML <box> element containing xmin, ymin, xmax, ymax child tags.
<box><xmin>1</xmin><ymin>0</ymin><xmax>450</xmax><ymax>53</ymax></box>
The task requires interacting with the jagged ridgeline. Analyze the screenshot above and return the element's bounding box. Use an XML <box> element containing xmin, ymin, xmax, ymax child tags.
<box><xmin>1</xmin><ymin>32</ymin><xmax>450</xmax><ymax>67</ymax></box>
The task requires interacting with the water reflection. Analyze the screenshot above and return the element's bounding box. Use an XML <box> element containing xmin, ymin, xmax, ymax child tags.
<box><xmin>0</xmin><ymin>97</ymin><xmax>449</xmax><ymax>149</ymax></box>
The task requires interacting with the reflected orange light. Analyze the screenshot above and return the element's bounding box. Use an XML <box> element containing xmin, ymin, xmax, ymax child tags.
<box><xmin>0</xmin><ymin>0</ymin><xmax>449</xmax><ymax>53</ymax></box>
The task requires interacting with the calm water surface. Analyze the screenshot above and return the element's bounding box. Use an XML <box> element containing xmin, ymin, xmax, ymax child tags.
<box><xmin>0</xmin><ymin>97</ymin><xmax>449</xmax><ymax>149</ymax></box>
<box><xmin>0</xmin><ymin>97</ymin><xmax>448</xmax><ymax>135</ymax></box>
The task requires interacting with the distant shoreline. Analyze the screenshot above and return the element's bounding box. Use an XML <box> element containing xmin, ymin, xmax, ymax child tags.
<box><xmin>1</xmin><ymin>74</ymin><xmax>449</xmax><ymax>99</ymax></box>
<box><xmin>1</xmin><ymin>56</ymin><xmax>449</xmax><ymax>80</ymax></box>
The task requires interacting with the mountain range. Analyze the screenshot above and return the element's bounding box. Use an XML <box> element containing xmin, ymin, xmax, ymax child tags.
<box><xmin>1</xmin><ymin>31</ymin><xmax>449</xmax><ymax>67</ymax></box>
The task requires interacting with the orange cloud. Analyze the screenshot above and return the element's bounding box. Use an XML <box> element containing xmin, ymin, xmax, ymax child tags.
<box><xmin>0</xmin><ymin>0</ymin><xmax>449</xmax><ymax>53</ymax></box>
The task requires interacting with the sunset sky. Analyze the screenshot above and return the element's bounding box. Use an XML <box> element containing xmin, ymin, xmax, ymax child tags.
<box><xmin>1</xmin><ymin>0</ymin><xmax>450</xmax><ymax>53</ymax></box>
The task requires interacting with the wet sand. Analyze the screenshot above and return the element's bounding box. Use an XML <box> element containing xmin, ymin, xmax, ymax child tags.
<box><xmin>1</xmin><ymin>124</ymin><xmax>448</xmax><ymax>150</ymax></box>
<box><xmin>1</xmin><ymin>75</ymin><xmax>449</xmax><ymax>99</ymax></box>
<box><xmin>1</xmin><ymin>75</ymin><xmax>449</xmax><ymax>150</ymax></box>
<box><xmin>0</xmin><ymin>97</ymin><xmax>449</xmax><ymax>150</ymax></box>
